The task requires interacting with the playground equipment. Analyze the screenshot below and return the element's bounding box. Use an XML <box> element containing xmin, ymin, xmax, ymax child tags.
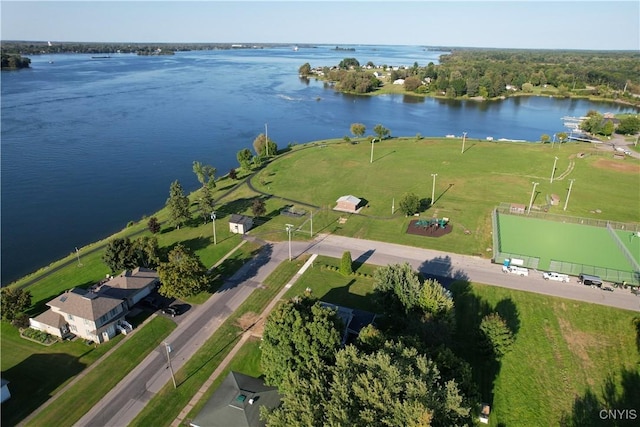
<box><xmin>415</xmin><ymin>217</ymin><xmax>449</xmax><ymax>229</ymax></box>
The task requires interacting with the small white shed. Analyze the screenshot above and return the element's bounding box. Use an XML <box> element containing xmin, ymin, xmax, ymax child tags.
<box><xmin>229</xmin><ymin>214</ymin><xmax>254</xmax><ymax>234</ymax></box>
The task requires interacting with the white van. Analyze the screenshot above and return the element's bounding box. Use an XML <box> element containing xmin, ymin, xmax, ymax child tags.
<box><xmin>543</xmin><ymin>272</ymin><xmax>570</xmax><ymax>282</ymax></box>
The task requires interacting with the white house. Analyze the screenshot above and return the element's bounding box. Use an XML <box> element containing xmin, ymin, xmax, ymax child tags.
<box><xmin>28</xmin><ymin>267</ymin><xmax>158</xmax><ymax>344</ymax></box>
<box><xmin>30</xmin><ymin>288</ymin><xmax>127</xmax><ymax>343</ymax></box>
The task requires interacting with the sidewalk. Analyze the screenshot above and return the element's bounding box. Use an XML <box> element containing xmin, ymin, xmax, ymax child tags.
<box><xmin>171</xmin><ymin>253</ymin><xmax>318</xmax><ymax>427</ymax></box>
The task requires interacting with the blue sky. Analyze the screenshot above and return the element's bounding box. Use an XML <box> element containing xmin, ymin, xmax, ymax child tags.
<box><xmin>1</xmin><ymin>1</ymin><xmax>638</xmax><ymax>50</ymax></box>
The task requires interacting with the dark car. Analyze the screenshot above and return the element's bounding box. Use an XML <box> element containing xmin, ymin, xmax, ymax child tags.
<box><xmin>162</xmin><ymin>306</ymin><xmax>178</xmax><ymax>317</ymax></box>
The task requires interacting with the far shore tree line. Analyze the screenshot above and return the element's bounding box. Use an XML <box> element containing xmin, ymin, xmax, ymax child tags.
<box><xmin>298</xmin><ymin>49</ymin><xmax>640</xmax><ymax>106</ymax></box>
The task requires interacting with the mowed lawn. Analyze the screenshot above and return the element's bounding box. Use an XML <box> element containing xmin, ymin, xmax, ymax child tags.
<box><xmin>251</xmin><ymin>138</ymin><xmax>640</xmax><ymax>257</ymax></box>
<box><xmin>451</xmin><ymin>282</ymin><xmax>639</xmax><ymax>427</ymax></box>
<box><xmin>498</xmin><ymin>213</ymin><xmax>634</xmax><ymax>271</ymax></box>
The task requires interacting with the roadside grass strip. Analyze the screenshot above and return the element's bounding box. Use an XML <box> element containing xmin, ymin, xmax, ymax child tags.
<box><xmin>128</xmin><ymin>258</ymin><xmax>306</xmax><ymax>427</ymax></box>
<box><xmin>24</xmin><ymin>316</ymin><xmax>176</xmax><ymax>427</ymax></box>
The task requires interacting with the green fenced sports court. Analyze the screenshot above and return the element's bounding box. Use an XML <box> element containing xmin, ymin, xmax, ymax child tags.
<box><xmin>493</xmin><ymin>208</ymin><xmax>640</xmax><ymax>284</ymax></box>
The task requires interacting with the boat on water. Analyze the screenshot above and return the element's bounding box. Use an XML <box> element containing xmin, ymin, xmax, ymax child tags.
<box><xmin>91</xmin><ymin>55</ymin><xmax>111</xmax><ymax>59</ymax></box>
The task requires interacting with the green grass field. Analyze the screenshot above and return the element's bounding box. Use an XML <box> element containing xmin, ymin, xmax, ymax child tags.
<box><xmin>250</xmin><ymin>138</ymin><xmax>640</xmax><ymax>258</ymax></box>
<box><xmin>497</xmin><ymin>213</ymin><xmax>634</xmax><ymax>271</ymax></box>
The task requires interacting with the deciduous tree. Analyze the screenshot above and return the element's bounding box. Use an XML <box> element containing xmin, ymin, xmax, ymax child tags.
<box><xmin>1</xmin><ymin>287</ymin><xmax>32</xmax><ymax>322</ymax></box>
<box><xmin>261</xmin><ymin>296</ymin><xmax>343</xmax><ymax>388</ymax></box>
<box><xmin>373</xmin><ymin>123</ymin><xmax>390</xmax><ymax>140</ymax></box>
<box><xmin>399</xmin><ymin>192</ymin><xmax>420</xmax><ymax>216</ymax></box>
<box><xmin>132</xmin><ymin>236</ymin><xmax>161</xmax><ymax>268</ymax></box>
<box><xmin>253</xmin><ymin>133</ymin><xmax>278</xmax><ymax>158</ymax></box>
<box><xmin>147</xmin><ymin>216</ymin><xmax>161</xmax><ymax>234</ymax></box>
<box><xmin>157</xmin><ymin>244</ymin><xmax>210</xmax><ymax>299</ymax></box>
<box><xmin>237</xmin><ymin>148</ymin><xmax>253</xmax><ymax>170</ymax></box>
<box><xmin>298</xmin><ymin>62</ymin><xmax>311</xmax><ymax>77</ymax></box>
<box><xmin>373</xmin><ymin>262</ymin><xmax>422</xmax><ymax>315</ymax></box>
<box><xmin>251</xmin><ymin>198</ymin><xmax>266</xmax><ymax>218</ymax></box>
<box><xmin>166</xmin><ymin>180</ymin><xmax>190</xmax><ymax>229</ymax></box>
<box><xmin>350</xmin><ymin>123</ymin><xmax>366</xmax><ymax>139</ymax></box>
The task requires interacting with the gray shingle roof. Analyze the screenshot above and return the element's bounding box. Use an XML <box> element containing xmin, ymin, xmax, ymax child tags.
<box><xmin>190</xmin><ymin>372</ymin><xmax>281</xmax><ymax>427</ymax></box>
<box><xmin>47</xmin><ymin>288</ymin><xmax>123</xmax><ymax>321</ymax></box>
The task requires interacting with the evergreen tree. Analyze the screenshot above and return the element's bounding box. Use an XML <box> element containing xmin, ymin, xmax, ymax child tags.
<box><xmin>166</xmin><ymin>180</ymin><xmax>190</xmax><ymax>229</ymax></box>
<box><xmin>340</xmin><ymin>251</ymin><xmax>353</xmax><ymax>276</ymax></box>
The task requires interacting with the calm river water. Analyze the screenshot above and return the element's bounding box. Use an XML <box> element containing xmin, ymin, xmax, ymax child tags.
<box><xmin>1</xmin><ymin>45</ymin><xmax>637</xmax><ymax>284</ymax></box>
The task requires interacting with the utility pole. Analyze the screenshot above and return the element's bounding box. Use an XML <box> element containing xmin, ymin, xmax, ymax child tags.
<box><xmin>164</xmin><ymin>342</ymin><xmax>176</xmax><ymax>389</ymax></box>
<box><xmin>461</xmin><ymin>132</ymin><xmax>467</xmax><ymax>154</ymax></box>
<box><xmin>310</xmin><ymin>211</ymin><xmax>313</xmax><ymax>237</ymax></box>
<box><xmin>211</xmin><ymin>212</ymin><xmax>217</xmax><ymax>245</ymax></box>
<box><xmin>265</xmin><ymin>123</ymin><xmax>269</xmax><ymax>157</ymax></box>
<box><xmin>431</xmin><ymin>173</ymin><xmax>438</xmax><ymax>206</ymax></box>
<box><xmin>564</xmin><ymin>179</ymin><xmax>575</xmax><ymax>211</ymax></box>
<box><xmin>285</xmin><ymin>224</ymin><xmax>294</xmax><ymax>261</ymax></box>
<box><xmin>550</xmin><ymin>156</ymin><xmax>558</xmax><ymax>183</ymax></box>
<box><xmin>528</xmin><ymin>182</ymin><xmax>539</xmax><ymax>214</ymax></box>
<box><xmin>392</xmin><ymin>197</ymin><xmax>395</xmax><ymax>215</ymax></box>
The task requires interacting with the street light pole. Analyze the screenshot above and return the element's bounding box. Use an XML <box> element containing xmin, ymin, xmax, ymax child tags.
<box><xmin>550</xmin><ymin>156</ymin><xmax>558</xmax><ymax>183</ymax></box>
<box><xmin>210</xmin><ymin>212</ymin><xmax>217</xmax><ymax>245</ymax></box>
<box><xmin>461</xmin><ymin>132</ymin><xmax>467</xmax><ymax>154</ymax></box>
<box><xmin>164</xmin><ymin>342</ymin><xmax>177</xmax><ymax>389</ymax></box>
<box><xmin>528</xmin><ymin>181</ymin><xmax>539</xmax><ymax>214</ymax></box>
<box><xmin>431</xmin><ymin>173</ymin><xmax>438</xmax><ymax>206</ymax></box>
<box><xmin>564</xmin><ymin>179</ymin><xmax>575</xmax><ymax>211</ymax></box>
<box><xmin>285</xmin><ymin>224</ymin><xmax>293</xmax><ymax>261</ymax></box>
<box><xmin>370</xmin><ymin>138</ymin><xmax>375</xmax><ymax>163</ymax></box>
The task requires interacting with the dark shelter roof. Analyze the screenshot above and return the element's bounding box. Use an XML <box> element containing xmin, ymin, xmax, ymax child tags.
<box><xmin>190</xmin><ymin>371</ymin><xmax>281</xmax><ymax>427</ymax></box>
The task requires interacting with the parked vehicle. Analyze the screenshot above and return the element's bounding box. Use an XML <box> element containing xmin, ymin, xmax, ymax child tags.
<box><xmin>162</xmin><ymin>306</ymin><xmax>178</xmax><ymax>317</ymax></box>
<box><xmin>502</xmin><ymin>258</ymin><xmax>529</xmax><ymax>276</ymax></box>
<box><xmin>578</xmin><ymin>273</ymin><xmax>603</xmax><ymax>287</ymax></box>
<box><xmin>543</xmin><ymin>272</ymin><xmax>570</xmax><ymax>282</ymax></box>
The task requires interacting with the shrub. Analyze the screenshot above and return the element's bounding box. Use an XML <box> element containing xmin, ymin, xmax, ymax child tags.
<box><xmin>340</xmin><ymin>251</ymin><xmax>353</xmax><ymax>276</ymax></box>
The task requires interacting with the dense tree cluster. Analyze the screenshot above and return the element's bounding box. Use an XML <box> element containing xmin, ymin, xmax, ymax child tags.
<box><xmin>260</xmin><ymin>265</ymin><xmax>475</xmax><ymax>426</ymax></box>
<box><xmin>1</xmin><ymin>53</ymin><xmax>30</xmax><ymax>69</ymax></box>
<box><xmin>102</xmin><ymin>236</ymin><xmax>161</xmax><ymax>273</ymax></box>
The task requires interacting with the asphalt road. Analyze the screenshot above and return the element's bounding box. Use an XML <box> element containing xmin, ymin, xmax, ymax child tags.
<box><xmin>74</xmin><ymin>233</ymin><xmax>639</xmax><ymax>427</ymax></box>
